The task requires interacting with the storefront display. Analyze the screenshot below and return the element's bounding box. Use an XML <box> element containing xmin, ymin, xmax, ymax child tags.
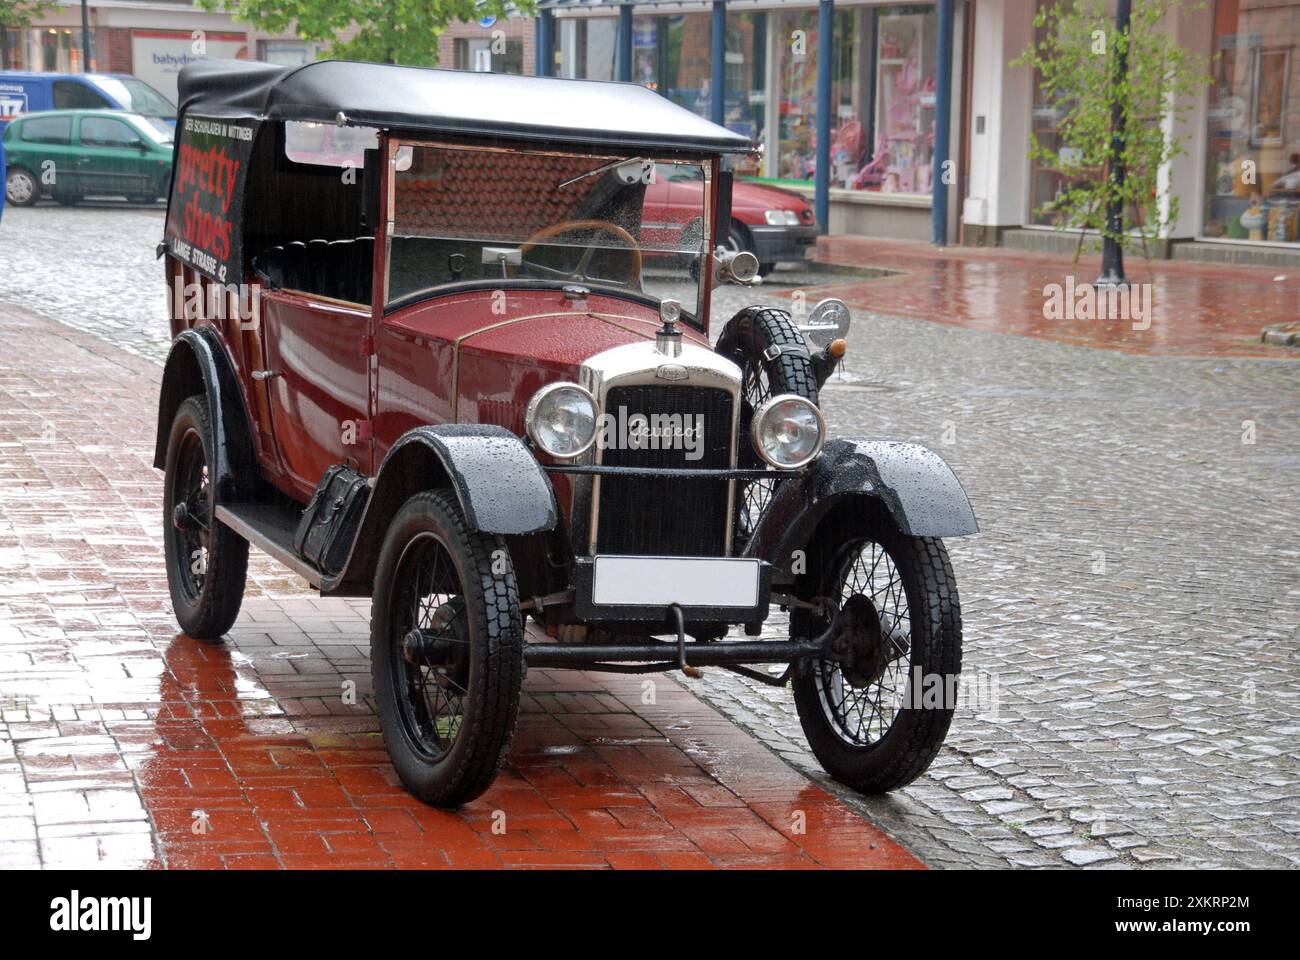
<box><xmin>1203</xmin><ymin>0</ymin><xmax>1300</xmax><ymax>244</ymax></box>
<box><xmin>764</xmin><ymin>4</ymin><xmax>937</xmax><ymax>195</ymax></box>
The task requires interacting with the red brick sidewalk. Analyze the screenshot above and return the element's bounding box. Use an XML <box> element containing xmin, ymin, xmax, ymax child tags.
<box><xmin>0</xmin><ymin>303</ymin><xmax>919</xmax><ymax>870</ymax></box>
<box><xmin>811</xmin><ymin>236</ymin><xmax>1300</xmax><ymax>358</ymax></box>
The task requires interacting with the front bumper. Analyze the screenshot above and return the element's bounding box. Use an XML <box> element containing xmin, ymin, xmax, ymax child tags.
<box><xmin>748</xmin><ymin>224</ymin><xmax>818</xmax><ymax>264</ymax></box>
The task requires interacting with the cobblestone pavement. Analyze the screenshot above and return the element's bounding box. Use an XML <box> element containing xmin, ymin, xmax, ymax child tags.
<box><xmin>2</xmin><ymin>205</ymin><xmax>1299</xmax><ymax>869</ymax></box>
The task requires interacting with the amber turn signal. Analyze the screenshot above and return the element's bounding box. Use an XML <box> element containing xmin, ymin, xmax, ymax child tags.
<box><xmin>828</xmin><ymin>338</ymin><xmax>848</xmax><ymax>359</ymax></box>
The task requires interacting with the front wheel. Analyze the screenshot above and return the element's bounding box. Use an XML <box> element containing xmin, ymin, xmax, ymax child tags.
<box><xmin>371</xmin><ymin>490</ymin><xmax>524</xmax><ymax>807</ymax></box>
<box><xmin>791</xmin><ymin>512</ymin><xmax>962</xmax><ymax>793</ymax></box>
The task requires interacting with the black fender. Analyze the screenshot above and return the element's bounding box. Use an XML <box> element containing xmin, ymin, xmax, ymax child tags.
<box><xmin>742</xmin><ymin>438</ymin><xmax>977</xmax><ymax>569</ymax></box>
<box><xmin>326</xmin><ymin>424</ymin><xmax>558</xmax><ymax>595</ymax></box>
<box><xmin>154</xmin><ymin>326</ymin><xmax>259</xmax><ymax>503</ymax></box>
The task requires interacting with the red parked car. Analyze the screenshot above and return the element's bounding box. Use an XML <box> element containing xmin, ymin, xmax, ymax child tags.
<box><xmin>643</xmin><ymin>166</ymin><xmax>816</xmax><ymax>274</ymax></box>
<box><xmin>155</xmin><ymin>59</ymin><xmax>977</xmax><ymax>807</ymax></box>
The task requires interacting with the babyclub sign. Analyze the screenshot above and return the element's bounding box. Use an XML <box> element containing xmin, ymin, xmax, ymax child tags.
<box><xmin>164</xmin><ymin>114</ymin><xmax>259</xmax><ymax>283</ymax></box>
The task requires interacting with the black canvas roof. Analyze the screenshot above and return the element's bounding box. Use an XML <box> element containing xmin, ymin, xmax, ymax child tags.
<box><xmin>176</xmin><ymin>58</ymin><xmax>754</xmax><ymax>155</ymax></box>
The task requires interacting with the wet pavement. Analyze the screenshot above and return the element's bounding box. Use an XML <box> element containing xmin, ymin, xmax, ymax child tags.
<box><xmin>2</xmin><ymin>203</ymin><xmax>1299</xmax><ymax>870</ymax></box>
<box><xmin>0</xmin><ymin>301</ymin><xmax>916</xmax><ymax>869</ymax></box>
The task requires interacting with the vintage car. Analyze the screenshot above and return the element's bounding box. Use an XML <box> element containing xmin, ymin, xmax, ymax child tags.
<box><xmin>155</xmin><ymin>59</ymin><xmax>977</xmax><ymax>807</ymax></box>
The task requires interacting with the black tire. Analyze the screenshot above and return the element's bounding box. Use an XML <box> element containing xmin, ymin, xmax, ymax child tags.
<box><xmin>5</xmin><ymin>166</ymin><xmax>39</xmax><ymax>207</ymax></box>
<box><xmin>162</xmin><ymin>395</ymin><xmax>249</xmax><ymax>640</ymax></box>
<box><xmin>371</xmin><ymin>490</ymin><xmax>524</xmax><ymax>807</ymax></box>
<box><xmin>715</xmin><ymin>306</ymin><xmax>819</xmax><ymax>541</ymax></box>
<box><xmin>791</xmin><ymin>511</ymin><xmax>962</xmax><ymax>793</ymax></box>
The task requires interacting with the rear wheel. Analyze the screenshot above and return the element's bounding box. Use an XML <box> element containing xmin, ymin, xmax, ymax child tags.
<box><xmin>162</xmin><ymin>396</ymin><xmax>249</xmax><ymax>639</ymax></box>
<box><xmin>791</xmin><ymin>513</ymin><xmax>962</xmax><ymax>793</ymax></box>
<box><xmin>5</xmin><ymin>167</ymin><xmax>39</xmax><ymax>206</ymax></box>
<box><xmin>371</xmin><ymin>490</ymin><xmax>524</xmax><ymax>807</ymax></box>
<box><xmin>715</xmin><ymin>306</ymin><xmax>819</xmax><ymax>544</ymax></box>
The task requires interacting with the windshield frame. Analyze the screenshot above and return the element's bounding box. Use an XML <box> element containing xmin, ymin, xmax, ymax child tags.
<box><xmin>382</xmin><ymin>135</ymin><xmax>714</xmax><ymax>329</ymax></box>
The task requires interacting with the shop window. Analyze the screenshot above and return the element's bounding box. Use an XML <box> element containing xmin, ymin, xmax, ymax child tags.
<box><xmin>759</xmin><ymin>4</ymin><xmax>937</xmax><ymax>195</ymax></box>
<box><xmin>556</xmin><ymin>17</ymin><xmax>617</xmax><ymax>80</ymax></box>
<box><xmin>1203</xmin><ymin>2</ymin><xmax>1300</xmax><ymax>244</ymax></box>
<box><xmin>453</xmin><ymin>37</ymin><xmax>524</xmax><ymax>74</ymax></box>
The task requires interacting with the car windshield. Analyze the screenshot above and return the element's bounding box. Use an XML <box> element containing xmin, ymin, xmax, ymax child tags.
<box><xmin>388</xmin><ymin>142</ymin><xmax>710</xmax><ymax>320</ymax></box>
<box><xmin>89</xmin><ymin>76</ymin><xmax>177</xmax><ymax>119</ymax></box>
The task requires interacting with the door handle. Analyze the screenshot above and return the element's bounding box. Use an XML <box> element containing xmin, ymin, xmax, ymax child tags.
<box><xmin>250</xmin><ymin>369</ymin><xmax>281</xmax><ymax>381</ymax></box>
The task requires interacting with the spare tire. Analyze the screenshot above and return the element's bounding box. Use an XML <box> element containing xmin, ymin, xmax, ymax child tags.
<box><xmin>715</xmin><ymin>306</ymin><xmax>819</xmax><ymax>544</ymax></box>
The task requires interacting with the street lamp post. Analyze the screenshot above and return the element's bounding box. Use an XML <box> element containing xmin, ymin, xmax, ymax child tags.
<box><xmin>1096</xmin><ymin>0</ymin><xmax>1132</xmax><ymax>288</ymax></box>
<box><xmin>81</xmin><ymin>0</ymin><xmax>92</xmax><ymax>72</ymax></box>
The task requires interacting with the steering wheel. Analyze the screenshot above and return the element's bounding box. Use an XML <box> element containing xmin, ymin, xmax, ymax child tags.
<box><xmin>518</xmin><ymin>219</ymin><xmax>643</xmax><ymax>286</ymax></box>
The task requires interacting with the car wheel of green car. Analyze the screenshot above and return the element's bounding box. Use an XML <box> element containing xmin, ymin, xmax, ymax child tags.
<box><xmin>371</xmin><ymin>490</ymin><xmax>524</xmax><ymax>808</ymax></box>
<box><xmin>5</xmin><ymin>167</ymin><xmax>40</xmax><ymax>207</ymax></box>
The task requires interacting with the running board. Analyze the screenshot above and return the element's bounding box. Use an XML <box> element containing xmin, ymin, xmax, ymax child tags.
<box><xmin>215</xmin><ymin>502</ymin><xmax>323</xmax><ymax>589</ymax></box>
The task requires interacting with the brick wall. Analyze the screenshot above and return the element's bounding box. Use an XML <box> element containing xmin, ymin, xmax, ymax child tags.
<box><xmin>97</xmin><ymin>27</ymin><xmax>134</xmax><ymax>73</ymax></box>
<box><xmin>436</xmin><ymin>16</ymin><xmax>535</xmax><ymax>75</ymax></box>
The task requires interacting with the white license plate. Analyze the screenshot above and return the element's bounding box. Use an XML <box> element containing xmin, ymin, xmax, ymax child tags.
<box><xmin>591</xmin><ymin>556</ymin><xmax>762</xmax><ymax>608</ymax></box>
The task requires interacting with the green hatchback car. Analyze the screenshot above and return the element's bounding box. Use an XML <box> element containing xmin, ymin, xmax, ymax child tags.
<box><xmin>3</xmin><ymin>109</ymin><xmax>173</xmax><ymax>206</ymax></box>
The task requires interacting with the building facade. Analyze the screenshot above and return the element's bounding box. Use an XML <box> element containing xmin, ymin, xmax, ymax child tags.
<box><xmin>5</xmin><ymin>1</ymin><xmax>1297</xmax><ymax>260</ymax></box>
<box><xmin>534</xmin><ymin>0</ymin><xmax>1300</xmax><ymax>262</ymax></box>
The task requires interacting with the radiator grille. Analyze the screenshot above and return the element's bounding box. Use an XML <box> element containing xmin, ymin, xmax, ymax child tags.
<box><xmin>595</xmin><ymin>385</ymin><xmax>734</xmax><ymax>557</ymax></box>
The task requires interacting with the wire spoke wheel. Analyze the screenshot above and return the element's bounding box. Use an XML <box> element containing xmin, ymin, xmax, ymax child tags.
<box><xmin>390</xmin><ymin>532</ymin><xmax>472</xmax><ymax>761</ymax></box>
<box><xmin>169</xmin><ymin>427</ymin><xmax>211</xmax><ymax>602</ymax></box>
<box><xmin>791</xmin><ymin>515</ymin><xmax>961</xmax><ymax>794</ymax></box>
<box><xmin>815</xmin><ymin>539</ymin><xmax>913</xmax><ymax>747</ymax></box>
<box><xmin>371</xmin><ymin>490</ymin><xmax>523</xmax><ymax>807</ymax></box>
<box><xmin>161</xmin><ymin>396</ymin><xmax>247</xmax><ymax>640</ymax></box>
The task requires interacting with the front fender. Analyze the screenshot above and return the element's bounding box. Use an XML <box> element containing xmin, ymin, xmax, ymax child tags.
<box><xmin>742</xmin><ymin>438</ymin><xmax>978</xmax><ymax>565</ymax></box>
<box><xmin>325</xmin><ymin>424</ymin><xmax>558</xmax><ymax>596</ymax></box>
<box><xmin>380</xmin><ymin>424</ymin><xmax>558</xmax><ymax>535</ymax></box>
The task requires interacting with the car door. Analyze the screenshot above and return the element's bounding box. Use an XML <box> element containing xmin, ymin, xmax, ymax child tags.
<box><xmin>76</xmin><ymin>115</ymin><xmax>149</xmax><ymax>198</ymax></box>
<box><xmin>260</xmin><ymin>284</ymin><xmax>374</xmax><ymax>500</ymax></box>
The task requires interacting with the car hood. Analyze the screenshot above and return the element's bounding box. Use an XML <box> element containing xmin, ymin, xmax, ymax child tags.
<box><xmin>733</xmin><ymin>179</ymin><xmax>811</xmax><ymax>212</ymax></box>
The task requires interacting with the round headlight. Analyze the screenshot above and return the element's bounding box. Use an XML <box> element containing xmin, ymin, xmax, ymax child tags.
<box><xmin>751</xmin><ymin>394</ymin><xmax>825</xmax><ymax>468</ymax></box>
<box><xmin>526</xmin><ymin>382</ymin><xmax>598</xmax><ymax>459</ymax></box>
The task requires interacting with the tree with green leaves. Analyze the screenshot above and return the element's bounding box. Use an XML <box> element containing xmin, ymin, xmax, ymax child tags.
<box><xmin>0</xmin><ymin>0</ymin><xmax>58</xmax><ymax>69</ymax></box>
<box><xmin>199</xmin><ymin>0</ymin><xmax>532</xmax><ymax>67</ymax></box>
<box><xmin>1014</xmin><ymin>0</ymin><xmax>1209</xmax><ymax>265</ymax></box>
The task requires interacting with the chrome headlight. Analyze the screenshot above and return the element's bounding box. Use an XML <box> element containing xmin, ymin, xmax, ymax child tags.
<box><xmin>525</xmin><ymin>382</ymin><xmax>598</xmax><ymax>459</ymax></box>
<box><xmin>751</xmin><ymin>394</ymin><xmax>825</xmax><ymax>468</ymax></box>
<box><xmin>764</xmin><ymin>209</ymin><xmax>800</xmax><ymax>225</ymax></box>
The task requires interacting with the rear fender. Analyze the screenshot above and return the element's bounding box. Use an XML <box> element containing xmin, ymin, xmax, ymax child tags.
<box><xmin>154</xmin><ymin>326</ymin><xmax>258</xmax><ymax>502</ymax></box>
